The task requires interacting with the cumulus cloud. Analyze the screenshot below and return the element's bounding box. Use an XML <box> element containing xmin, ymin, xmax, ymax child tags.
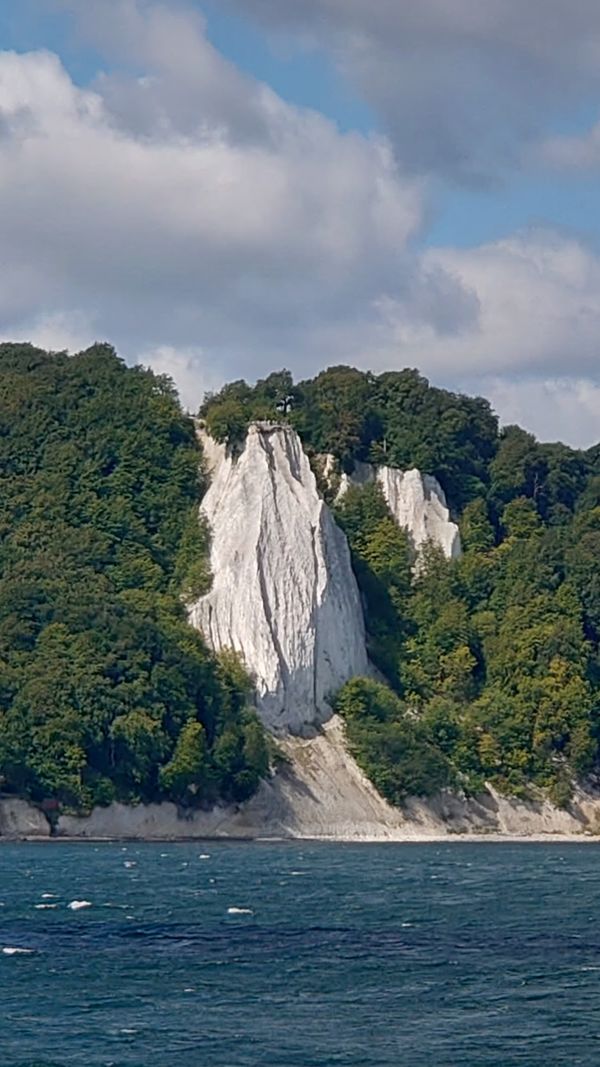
<box><xmin>480</xmin><ymin>377</ymin><xmax>600</xmax><ymax>447</ymax></box>
<box><xmin>0</xmin><ymin>18</ymin><xmax>424</xmax><ymax>385</ymax></box>
<box><xmin>12</xmin><ymin>310</ymin><xmax>97</xmax><ymax>355</ymax></box>
<box><xmin>374</xmin><ymin>230</ymin><xmax>600</xmax><ymax>380</ymax></box>
<box><xmin>227</xmin><ymin>0</ymin><xmax>600</xmax><ymax>183</ymax></box>
<box><xmin>3</xmin><ymin>0</ymin><xmax>600</xmax><ymax>445</ymax></box>
<box><xmin>140</xmin><ymin>345</ymin><xmax>223</xmax><ymax>411</ymax></box>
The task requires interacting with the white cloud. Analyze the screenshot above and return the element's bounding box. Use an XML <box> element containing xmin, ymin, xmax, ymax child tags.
<box><xmin>482</xmin><ymin>377</ymin><xmax>600</xmax><ymax>447</ymax></box>
<box><xmin>12</xmin><ymin>310</ymin><xmax>97</xmax><ymax>354</ymax></box>
<box><xmin>141</xmin><ymin>345</ymin><xmax>222</xmax><ymax>411</ymax></box>
<box><xmin>3</xmin><ymin>2</ymin><xmax>600</xmax><ymax>445</ymax></box>
<box><xmin>0</xmin><ymin>34</ymin><xmax>424</xmax><ymax>387</ymax></box>
<box><xmin>374</xmin><ymin>230</ymin><xmax>600</xmax><ymax>380</ymax></box>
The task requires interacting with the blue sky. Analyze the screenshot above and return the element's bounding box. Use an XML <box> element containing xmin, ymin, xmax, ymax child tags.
<box><xmin>2</xmin><ymin>0</ymin><xmax>600</xmax><ymax>443</ymax></box>
<box><xmin>203</xmin><ymin>5</ymin><xmax>600</xmax><ymax>253</ymax></box>
<box><xmin>203</xmin><ymin>4</ymin><xmax>600</xmax><ymax>252</ymax></box>
<box><xmin>3</xmin><ymin>0</ymin><xmax>599</xmax><ymax>250</ymax></box>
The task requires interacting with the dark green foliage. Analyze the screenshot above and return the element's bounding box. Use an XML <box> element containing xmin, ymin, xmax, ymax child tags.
<box><xmin>490</xmin><ymin>426</ymin><xmax>590</xmax><ymax>526</ymax></box>
<box><xmin>460</xmin><ymin>499</ymin><xmax>495</xmax><ymax>554</ymax></box>
<box><xmin>334</xmin><ymin>677</ymin><xmax>454</xmax><ymax>801</ymax></box>
<box><xmin>336</xmin><ymin>476</ymin><xmax>600</xmax><ymax>802</ymax></box>
<box><xmin>200</xmin><ymin>371</ymin><xmax>297</xmax><ymax>444</ymax></box>
<box><xmin>198</xmin><ymin>362</ymin><xmax>600</xmax><ymax>802</ymax></box>
<box><xmin>369</xmin><ymin>370</ymin><xmax>498</xmax><ymax>508</ymax></box>
<box><xmin>334</xmin><ymin>484</ymin><xmax>412</xmax><ymax>686</ymax></box>
<box><xmin>291</xmin><ymin>366</ymin><xmax>380</xmax><ymax>464</ymax></box>
<box><xmin>0</xmin><ymin>342</ymin><xmax>269</xmax><ymax>812</ymax></box>
<box><xmin>5</xmin><ymin>343</ymin><xmax>600</xmax><ymax>812</ymax></box>
<box><xmin>201</xmin><ymin>364</ymin><xmax>498</xmax><ymax>506</ymax></box>
<box><xmin>314</xmin><ymin>384</ymin><xmax>600</xmax><ymax>802</ymax></box>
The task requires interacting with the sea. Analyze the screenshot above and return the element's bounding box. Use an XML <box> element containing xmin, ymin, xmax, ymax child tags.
<box><xmin>1</xmin><ymin>840</ymin><xmax>599</xmax><ymax>1067</ymax></box>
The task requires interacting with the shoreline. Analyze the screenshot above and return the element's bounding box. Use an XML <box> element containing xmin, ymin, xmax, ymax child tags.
<box><xmin>4</xmin><ymin>727</ymin><xmax>600</xmax><ymax>842</ymax></box>
<box><xmin>5</xmin><ymin>830</ymin><xmax>600</xmax><ymax>845</ymax></box>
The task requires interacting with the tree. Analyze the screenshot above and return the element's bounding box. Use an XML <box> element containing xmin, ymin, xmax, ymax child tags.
<box><xmin>460</xmin><ymin>499</ymin><xmax>495</xmax><ymax>553</ymax></box>
<box><xmin>335</xmin><ymin>484</ymin><xmax>412</xmax><ymax>685</ymax></box>
<box><xmin>293</xmin><ymin>365</ymin><xmax>379</xmax><ymax>463</ymax></box>
<box><xmin>489</xmin><ymin>426</ymin><xmax>541</xmax><ymax>510</ymax></box>
<box><xmin>159</xmin><ymin>721</ymin><xmax>211</xmax><ymax>802</ymax></box>
<box><xmin>204</xmin><ymin>398</ymin><xmax>247</xmax><ymax>444</ymax></box>
<box><xmin>502</xmin><ymin>497</ymin><xmax>542</xmax><ymax>540</ymax></box>
<box><xmin>0</xmin><ymin>343</ymin><xmax>270</xmax><ymax>811</ymax></box>
<box><xmin>334</xmin><ymin>677</ymin><xmax>454</xmax><ymax>801</ymax></box>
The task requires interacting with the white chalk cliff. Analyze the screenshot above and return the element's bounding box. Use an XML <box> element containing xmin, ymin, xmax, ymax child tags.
<box><xmin>189</xmin><ymin>424</ymin><xmax>369</xmax><ymax>734</ymax></box>
<box><xmin>337</xmin><ymin>460</ymin><xmax>461</xmax><ymax>559</ymax></box>
<box><xmin>6</xmin><ymin>420</ymin><xmax>599</xmax><ymax>843</ymax></box>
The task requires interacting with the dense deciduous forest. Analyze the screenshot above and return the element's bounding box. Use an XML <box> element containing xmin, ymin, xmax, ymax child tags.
<box><xmin>203</xmin><ymin>366</ymin><xmax>600</xmax><ymax>806</ymax></box>
<box><xmin>2</xmin><ymin>347</ymin><xmax>600</xmax><ymax>814</ymax></box>
<box><xmin>0</xmin><ymin>343</ymin><xmax>270</xmax><ymax>813</ymax></box>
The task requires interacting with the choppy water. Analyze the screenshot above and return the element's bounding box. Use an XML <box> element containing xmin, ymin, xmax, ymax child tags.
<box><xmin>1</xmin><ymin>841</ymin><xmax>600</xmax><ymax>1066</ymax></box>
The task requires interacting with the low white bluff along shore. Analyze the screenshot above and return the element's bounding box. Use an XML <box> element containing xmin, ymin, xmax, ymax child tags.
<box><xmin>4</xmin><ymin>424</ymin><xmax>599</xmax><ymax>841</ymax></box>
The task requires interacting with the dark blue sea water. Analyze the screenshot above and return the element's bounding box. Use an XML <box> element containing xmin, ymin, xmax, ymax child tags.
<box><xmin>1</xmin><ymin>842</ymin><xmax>600</xmax><ymax>1066</ymax></box>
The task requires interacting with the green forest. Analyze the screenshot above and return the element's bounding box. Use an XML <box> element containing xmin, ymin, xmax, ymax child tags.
<box><xmin>0</xmin><ymin>343</ymin><xmax>270</xmax><ymax>813</ymax></box>
<box><xmin>2</xmin><ymin>347</ymin><xmax>600</xmax><ymax>815</ymax></box>
<box><xmin>203</xmin><ymin>365</ymin><xmax>600</xmax><ymax>807</ymax></box>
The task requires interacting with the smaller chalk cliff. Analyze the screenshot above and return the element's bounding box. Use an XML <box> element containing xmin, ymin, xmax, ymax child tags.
<box><xmin>189</xmin><ymin>424</ymin><xmax>369</xmax><ymax>735</ymax></box>
<box><xmin>336</xmin><ymin>460</ymin><xmax>461</xmax><ymax>560</ymax></box>
<box><xmin>0</xmin><ymin>798</ymin><xmax>50</xmax><ymax>838</ymax></box>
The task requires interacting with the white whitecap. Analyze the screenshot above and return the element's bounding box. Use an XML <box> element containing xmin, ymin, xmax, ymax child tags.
<box><xmin>67</xmin><ymin>900</ymin><xmax>92</xmax><ymax>911</ymax></box>
<box><xmin>2</xmin><ymin>947</ymin><xmax>34</xmax><ymax>955</ymax></box>
<box><xmin>199</xmin><ymin>854</ymin><xmax>210</xmax><ymax>860</ymax></box>
<box><xmin>35</xmin><ymin>904</ymin><xmax>57</xmax><ymax>910</ymax></box>
<box><xmin>41</xmin><ymin>893</ymin><xmax>57</xmax><ymax>899</ymax></box>
<box><xmin>227</xmin><ymin>907</ymin><xmax>253</xmax><ymax>915</ymax></box>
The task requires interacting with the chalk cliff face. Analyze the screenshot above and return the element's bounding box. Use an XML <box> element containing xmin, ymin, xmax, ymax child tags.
<box><xmin>189</xmin><ymin>424</ymin><xmax>369</xmax><ymax>735</ymax></box>
<box><xmin>338</xmin><ymin>461</ymin><xmax>461</xmax><ymax>560</ymax></box>
<box><xmin>0</xmin><ymin>798</ymin><xmax>50</xmax><ymax>838</ymax></box>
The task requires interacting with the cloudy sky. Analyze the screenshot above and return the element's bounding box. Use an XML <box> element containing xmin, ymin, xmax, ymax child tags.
<box><xmin>2</xmin><ymin>0</ymin><xmax>600</xmax><ymax>443</ymax></box>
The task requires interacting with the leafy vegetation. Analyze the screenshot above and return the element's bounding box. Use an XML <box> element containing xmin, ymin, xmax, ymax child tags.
<box><xmin>204</xmin><ymin>363</ymin><xmax>600</xmax><ymax>805</ymax></box>
<box><xmin>334</xmin><ymin>485</ymin><xmax>600</xmax><ymax>805</ymax></box>
<box><xmin>334</xmin><ymin>677</ymin><xmax>453</xmax><ymax>802</ymax></box>
<box><xmin>201</xmin><ymin>365</ymin><xmax>498</xmax><ymax>507</ymax></box>
<box><xmin>3</xmin><ymin>346</ymin><xmax>600</xmax><ymax>814</ymax></box>
<box><xmin>0</xmin><ymin>342</ymin><xmax>270</xmax><ymax>813</ymax></box>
